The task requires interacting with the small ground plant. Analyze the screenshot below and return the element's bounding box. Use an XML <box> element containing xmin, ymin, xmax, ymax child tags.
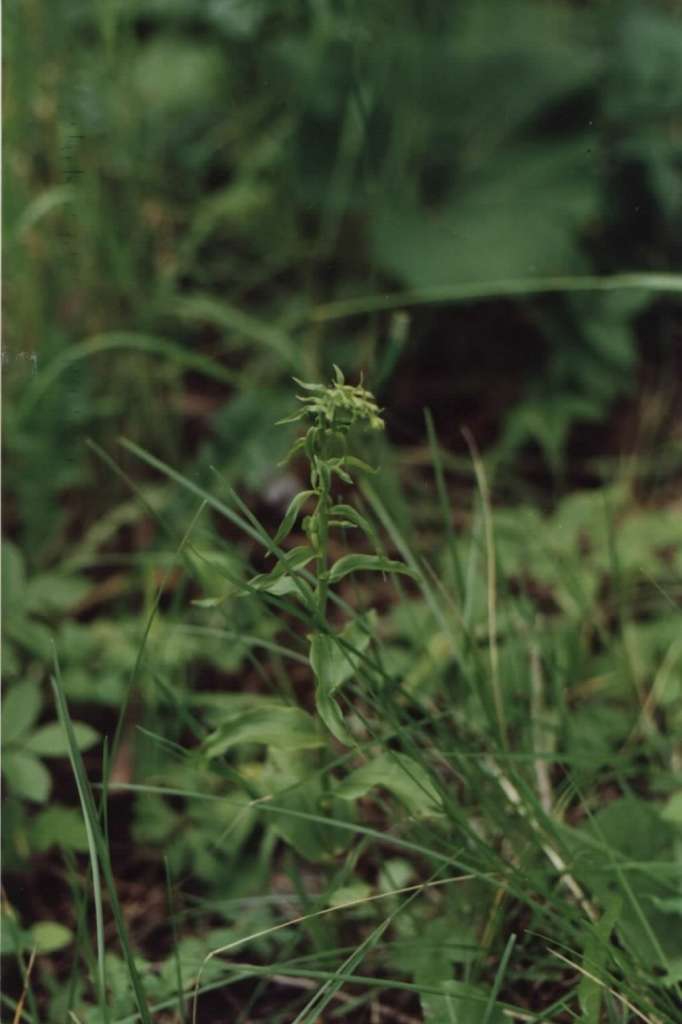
<box><xmin>239</xmin><ymin>366</ymin><xmax>417</xmax><ymax>743</ymax></box>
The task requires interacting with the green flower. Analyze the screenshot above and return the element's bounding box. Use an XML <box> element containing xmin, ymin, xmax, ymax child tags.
<box><xmin>279</xmin><ymin>366</ymin><xmax>384</xmax><ymax>487</ymax></box>
<box><xmin>280</xmin><ymin>365</ymin><xmax>384</xmax><ymax>434</ymax></box>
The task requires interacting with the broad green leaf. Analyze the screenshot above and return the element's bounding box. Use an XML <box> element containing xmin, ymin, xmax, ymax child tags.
<box><xmin>132</xmin><ymin>38</ymin><xmax>225</xmax><ymax>115</ymax></box>
<box><xmin>24</xmin><ymin>573</ymin><xmax>91</xmax><ymax>615</ymax></box>
<box><xmin>315</xmin><ymin>687</ymin><xmax>354</xmax><ymax>746</ymax></box>
<box><xmin>25</xmin><ymin>720</ymin><xmax>99</xmax><ymax>757</ymax></box>
<box><xmin>336</xmin><ymin>752</ymin><xmax>441</xmax><ymax>817</ymax></box>
<box><xmin>3</xmin><ymin>751</ymin><xmax>51</xmax><ymax>802</ymax></box>
<box><xmin>31</xmin><ymin>805</ymin><xmax>88</xmax><ymax>852</ymax></box>
<box><xmin>327</xmin><ymin>881</ymin><xmax>373</xmax><ymax>908</ymax></box>
<box><xmin>5</xmin><ymin>616</ymin><xmax>54</xmax><ymax>660</ymax></box>
<box><xmin>328</xmin><ymin>553</ymin><xmax>417</xmax><ymax>584</ymax></box>
<box><xmin>404</xmin><ymin>914</ymin><xmax>497</xmax><ymax>1024</ymax></box>
<box><xmin>2</xmin><ymin>679</ymin><xmax>42</xmax><ymax>744</ymax></box>
<box><xmin>131</xmin><ymin>794</ymin><xmax>180</xmax><ymax>845</ymax></box>
<box><xmin>372</xmin><ymin>139</ymin><xmax>598</xmax><ymax>290</ymax></box>
<box><xmin>309</xmin><ymin>617</ymin><xmax>376</xmax><ymax>745</ymax></box>
<box><xmin>309</xmin><ymin>614</ymin><xmax>376</xmax><ymax>696</ymax></box>
<box><xmin>260</xmin><ymin>759</ymin><xmax>354</xmax><ymax>861</ymax></box>
<box><xmin>31</xmin><ymin>920</ymin><xmax>74</xmax><ymax>953</ymax></box>
<box><xmin>273</xmin><ymin>490</ymin><xmax>315</xmax><ymax>545</ymax></box>
<box><xmin>203</xmin><ymin>705</ymin><xmax>324</xmax><ymax>758</ymax></box>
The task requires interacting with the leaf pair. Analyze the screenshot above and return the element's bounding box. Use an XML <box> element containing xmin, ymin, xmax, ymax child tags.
<box><xmin>2</xmin><ymin>679</ymin><xmax>99</xmax><ymax>803</ymax></box>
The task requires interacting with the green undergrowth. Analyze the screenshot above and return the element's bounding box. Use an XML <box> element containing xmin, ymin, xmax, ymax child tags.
<box><xmin>3</xmin><ymin>375</ymin><xmax>681</xmax><ymax>1023</ymax></box>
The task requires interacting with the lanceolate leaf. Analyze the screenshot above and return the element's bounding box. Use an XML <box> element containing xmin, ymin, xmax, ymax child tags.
<box><xmin>272</xmin><ymin>490</ymin><xmax>315</xmax><ymax>546</ymax></box>
<box><xmin>202</xmin><ymin>705</ymin><xmax>324</xmax><ymax>758</ymax></box>
<box><xmin>343</xmin><ymin>456</ymin><xmax>378</xmax><ymax>475</ymax></box>
<box><xmin>336</xmin><ymin>752</ymin><xmax>441</xmax><ymax>817</ymax></box>
<box><xmin>328</xmin><ymin>553</ymin><xmax>418</xmax><ymax>584</ymax></box>
<box><xmin>292</xmin><ymin>377</ymin><xmax>326</xmax><ymax>392</ymax></box>
<box><xmin>330</xmin><ymin>504</ymin><xmax>381</xmax><ymax>551</ymax></box>
<box><xmin>315</xmin><ymin>689</ymin><xmax>354</xmax><ymax>746</ymax></box>
<box><xmin>191</xmin><ymin>595</ymin><xmax>226</xmax><ymax>608</ymax></box>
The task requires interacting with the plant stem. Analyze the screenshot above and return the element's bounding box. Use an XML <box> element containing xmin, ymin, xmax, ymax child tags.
<box><xmin>314</xmin><ymin>471</ymin><xmax>330</xmax><ymax>618</ymax></box>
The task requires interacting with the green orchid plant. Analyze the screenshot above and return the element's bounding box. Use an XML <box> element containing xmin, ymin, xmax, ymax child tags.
<box><xmin>241</xmin><ymin>367</ymin><xmax>417</xmax><ymax>743</ymax></box>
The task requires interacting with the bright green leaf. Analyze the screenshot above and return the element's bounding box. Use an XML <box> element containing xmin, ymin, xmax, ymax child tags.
<box><xmin>315</xmin><ymin>688</ymin><xmax>354</xmax><ymax>746</ymax></box>
<box><xmin>308</xmin><ymin>616</ymin><xmax>376</xmax><ymax>744</ymax></box>
<box><xmin>24</xmin><ymin>573</ymin><xmax>91</xmax><ymax>615</ymax></box>
<box><xmin>203</xmin><ymin>705</ymin><xmax>324</xmax><ymax>758</ymax></box>
<box><xmin>2</xmin><ymin>679</ymin><xmax>43</xmax><ymax>744</ymax></box>
<box><xmin>240</xmin><ymin>546</ymin><xmax>315</xmax><ymax>597</ymax></box>
<box><xmin>273</xmin><ymin>490</ymin><xmax>315</xmax><ymax>545</ymax></box>
<box><xmin>3</xmin><ymin>751</ymin><xmax>51</xmax><ymax>802</ymax></box>
<box><xmin>330</xmin><ymin>504</ymin><xmax>381</xmax><ymax>551</ymax></box>
<box><xmin>336</xmin><ymin>752</ymin><xmax>441</xmax><ymax>817</ymax></box>
<box><xmin>191</xmin><ymin>595</ymin><xmax>226</xmax><ymax>608</ymax></box>
<box><xmin>327</xmin><ymin>881</ymin><xmax>373</xmax><ymax>908</ymax></box>
<box><xmin>328</xmin><ymin>553</ymin><xmax>417</xmax><ymax>584</ymax></box>
<box><xmin>343</xmin><ymin>456</ymin><xmax>378</xmax><ymax>475</ymax></box>
<box><xmin>31</xmin><ymin>805</ymin><xmax>88</xmax><ymax>852</ymax></box>
<box><xmin>25</xmin><ymin>720</ymin><xmax>99</xmax><ymax>757</ymax></box>
<box><xmin>31</xmin><ymin>920</ymin><xmax>74</xmax><ymax>953</ymax></box>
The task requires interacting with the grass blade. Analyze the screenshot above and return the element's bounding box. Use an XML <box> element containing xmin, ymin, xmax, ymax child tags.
<box><xmin>51</xmin><ymin>653</ymin><xmax>153</xmax><ymax>1024</ymax></box>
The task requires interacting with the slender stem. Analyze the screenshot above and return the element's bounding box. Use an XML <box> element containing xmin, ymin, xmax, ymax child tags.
<box><xmin>314</xmin><ymin>479</ymin><xmax>330</xmax><ymax>618</ymax></box>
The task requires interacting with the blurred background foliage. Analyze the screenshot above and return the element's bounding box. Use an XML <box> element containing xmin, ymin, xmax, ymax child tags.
<box><xmin>4</xmin><ymin>0</ymin><xmax>682</xmax><ymax>568</ymax></box>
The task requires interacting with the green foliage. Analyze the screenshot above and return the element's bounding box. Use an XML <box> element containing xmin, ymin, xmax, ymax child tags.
<box><xmin>336</xmin><ymin>752</ymin><xmax>440</xmax><ymax>818</ymax></box>
<box><xmin>2</xmin><ymin>678</ymin><xmax>99</xmax><ymax>804</ymax></box>
<box><xmin>202</xmin><ymin>705</ymin><xmax>324</xmax><ymax>758</ymax></box>
<box><xmin>4</xmin><ymin>2</ymin><xmax>682</xmax><ymax>1019</ymax></box>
